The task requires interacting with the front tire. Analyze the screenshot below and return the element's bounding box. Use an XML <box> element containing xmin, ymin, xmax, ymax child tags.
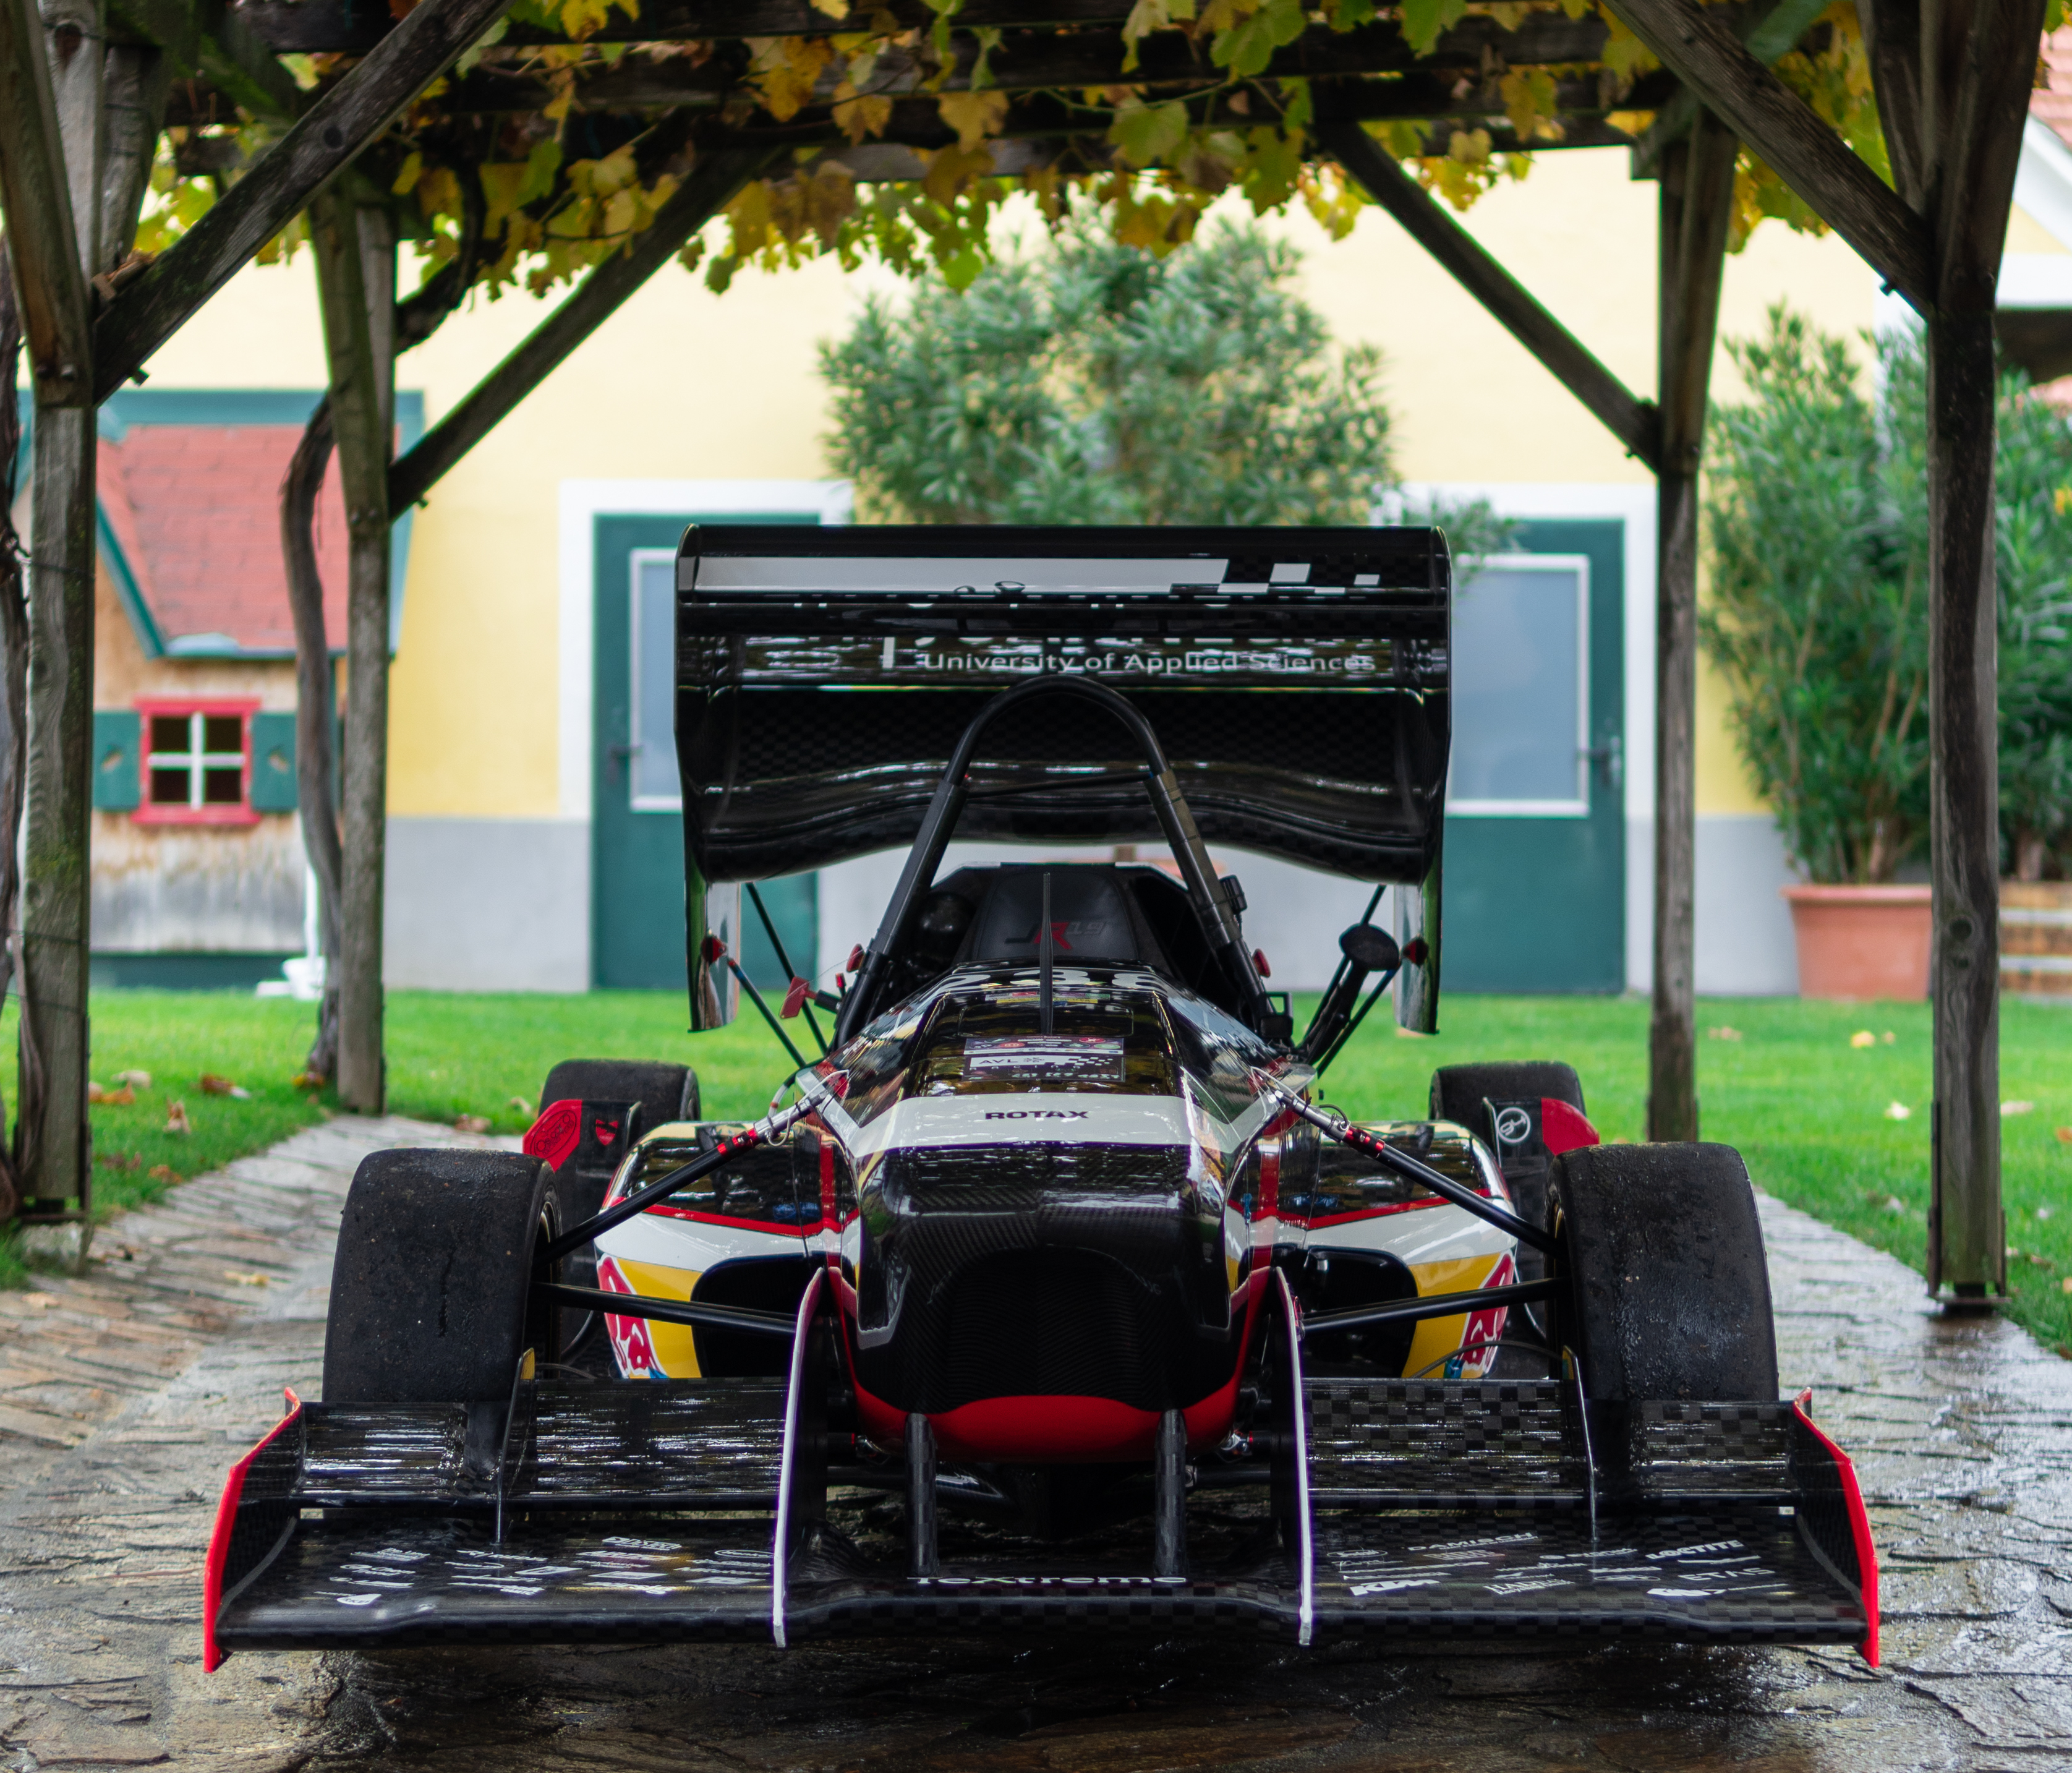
<box><xmin>1546</xmin><ymin>1142</ymin><xmax>1777</xmax><ymax>1401</ymax></box>
<box><xmin>323</xmin><ymin>1149</ymin><xmax>558</xmax><ymax>1403</ymax></box>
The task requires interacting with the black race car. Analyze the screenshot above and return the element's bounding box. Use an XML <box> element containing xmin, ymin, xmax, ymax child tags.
<box><xmin>203</xmin><ymin>526</ymin><xmax>1876</xmax><ymax>1664</ymax></box>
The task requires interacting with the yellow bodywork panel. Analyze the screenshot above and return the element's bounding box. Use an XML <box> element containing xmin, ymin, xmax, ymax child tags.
<box><xmin>615</xmin><ymin>1258</ymin><xmax>703</xmax><ymax>1379</ymax></box>
<box><xmin>1402</xmin><ymin>1254</ymin><xmax>1506</xmax><ymax>1381</ymax></box>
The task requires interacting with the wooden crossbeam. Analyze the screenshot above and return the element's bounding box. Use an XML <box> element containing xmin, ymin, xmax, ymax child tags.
<box><xmin>91</xmin><ymin>0</ymin><xmax>518</xmax><ymax>401</ymax></box>
<box><xmin>105</xmin><ymin>0</ymin><xmax>302</xmax><ymax>119</ymax></box>
<box><xmin>1629</xmin><ymin>0</ymin><xmax>1831</xmax><ymax>174</ymax></box>
<box><xmin>388</xmin><ymin>147</ymin><xmax>777</xmax><ymax>511</ymax></box>
<box><xmin>1601</xmin><ymin>0</ymin><xmax>1929</xmax><ymax>306</ymax></box>
<box><xmin>239</xmin><ymin>0</ymin><xmax>1640</xmax><ymax>55</ymax></box>
<box><xmin>0</xmin><ymin>0</ymin><xmax>92</xmax><ymax>399</ymax></box>
<box><xmin>423</xmin><ymin>39</ymin><xmax>1665</xmax><ymax>118</ymax></box>
<box><xmin>1320</xmin><ymin>117</ymin><xmax>1660</xmax><ymax>469</ymax></box>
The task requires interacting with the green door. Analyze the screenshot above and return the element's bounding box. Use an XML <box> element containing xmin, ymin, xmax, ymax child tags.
<box><xmin>592</xmin><ymin>514</ymin><xmax>821</xmax><ymax>991</ymax></box>
<box><xmin>1440</xmin><ymin>519</ymin><xmax>1625</xmax><ymax>993</ymax></box>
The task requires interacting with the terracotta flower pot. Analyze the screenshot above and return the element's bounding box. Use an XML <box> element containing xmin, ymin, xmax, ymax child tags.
<box><xmin>1780</xmin><ymin>884</ymin><xmax>1933</xmax><ymax>1001</ymax></box>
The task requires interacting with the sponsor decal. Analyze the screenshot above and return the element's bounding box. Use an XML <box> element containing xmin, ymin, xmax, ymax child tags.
<box><xmin>983</xmin><ymin>1108</ymin><xmax>1090</xmax><ymax>1121</ymax></box>
<box><xmin>1493</xmin><ymin>1105</ymin><xmax>1532</xmax><ymax>1145</ymax></box>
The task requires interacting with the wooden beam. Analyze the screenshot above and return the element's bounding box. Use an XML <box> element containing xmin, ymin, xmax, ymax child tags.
<box><xmin>1920</xmin><ymin>0</ymin><xmax>2042</xmax><ymax>1301</ymax></box>
<box><xmin>104</xmin><ymin>0</ymin><xmax>302</xmax><ymax>119</ymax></box>
<box><xmin>1631</xmin><ymin>0</ymin><xmax>1831</xmax><ymax>176</ymax></box>
<box><xmin>0</xmin><ymin>0</ymin><xmax>92</xmax><ymax>398</ymax></box>
<box><xmin>1857</xmin><ymin>0</ymin><xmax>1924</xmax><ymax>208</ymax></box>
<box><xmin>389</xmin><ymin>147</ymin><xmax>777</xmax><ymax>511</ymax></box>
<box><xmin>90</xmin><ymin>0</ymin><xmax>516</xmax><ymax>400</ymax></box>
<box><xmin>1318</xmin><ymin>117</ymin><xmax>1660</xmax><ymax>469</ymax></box>
<box><xmin>97</xmin><ymin>43</ymin><xmax>172</xmax><ymax>272</ymax></box>
<box><xmin>310</xmin><ymin>190</ymin><xmax>394</xmax><ymax>1114</ymax></box>
<box><xmin>239</xmin><ymin>0</ymin><xmax>1640</xmax><ymax>54</ymax></box>
<box><xmin>1647</xmin><ymin>110</ymin><xmax>1735</xmax><ymax>1145</ymax></box>
<box><xmin>1602</xmin><ymin>0</ymin><xmax>1930</xmax><ymax>306</ymax></box>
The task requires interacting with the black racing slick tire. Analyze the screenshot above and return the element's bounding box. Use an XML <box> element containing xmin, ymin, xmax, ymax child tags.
<box><xmin>1430</xmin><ymin>1061</ymin><xmax>1585</xmax><ymax>1125</ymax></box>
<box><xmin>539</xmin><ymin>1058</ymin><xmax>699</xmax><ymax>1130</ymax></box>
<box><xmin>1430</xmin><ymin>1062</ymin><xmax>1586</xmax><ymax>1295</ymax></box>
<box><xmin>1546</xmin><ymin>1142</ymin><xmax>1778</xmax><ymax>1403</ymax></box>
<box><xmin>322</xmin><ymin>1149</ymin><xmax>559</xmax><ymax>1404</ymax></box>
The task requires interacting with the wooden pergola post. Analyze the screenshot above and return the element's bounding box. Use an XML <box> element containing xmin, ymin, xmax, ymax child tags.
<box><xmin>9</xmin><ymin>0</ymin><xmax>101</xmax><ymax>1215</ymax></box>
<box><xmin>1901</xmin><ymin>0</ymin><xmax>2039</xmax><ymax>1298</ymax></box>
<box><xmin>1647</xmin><ymin>112</ymin><xmax>1736</xmax><ymax>1143</ymax></box>
<box><xmin>310</xmin><ymin>189</ymin><xmax>397</xmax><ymax>1114</ymax></box>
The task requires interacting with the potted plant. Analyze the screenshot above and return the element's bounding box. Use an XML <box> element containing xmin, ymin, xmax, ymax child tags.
<box><xmin>1707</xmin><ymin>309</ymin><xmax>2072</xmax><ymax>999</ymax></box>
<box><xmin>1703</xmin><ymin>310</ymin><xmax>1931</xmax><ymax>999</ymax></box>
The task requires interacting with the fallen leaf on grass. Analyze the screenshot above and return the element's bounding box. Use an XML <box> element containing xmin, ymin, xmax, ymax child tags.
<box><xmin>198</xmin><ymin>1073</ymin><xmax>251</xmax><ymax>1099</ymax></box>
<box><xmin>1707</xmin><ymin>1025</ymin><xmax>1742</xmax><ymax>1041</ymax></box>
<box><xmin>291</xmin><ymin>1070</ymin><xmax>325</xmax><ymax>1090</ymax></box>
<box><xmin>2039</xmin><ymin>1205</ymin><xmax>2056</xmax><ymax>1220</ymax></box>
<box><xmin>163</xmin><ymin>1100</ymin><xmax>191</xmax><ymax>1135</ymax></box>
<box><xmin>86</xmin><ymin>1082</ymin><xmax>134</xmax><ymax>1105</ymax></box>
<box><xmin>116</xmin><ymin>1068</ymin><xmax>151</xmax><ymax>1088</ymax></box>
<box><xmin>1884</xmin><ymin>1101</ymin><xmax>1912</xmax><ymax>1121</ymax></box>
<box><xmin>509</xmin><ymin>1096</ymin><xmax>535</xmax><ymax>1117</ymax></box>
<box><xmin>2057</xmin><ymin>1127</ymin><xmax>2072</xmax><ymax>1144</ymax></box>
<box><xmin>1885</xmin><ymin>1195</ymin><xmax>1906</xmax><ymax>1213</ymax></box>
<box><xmin>1882</xmin><ymin>1031</ymin><xmax>1896</xmax><ymax>1043</ymax></box>
<box><xmin>2062</xmin><ymin>1276</ymin><xmax>2072</xmax><ymax>1295</ymax></box>
<box><xmin>224</xmin><ymin>1270</ymin><xmax>270</xmax><ymax>1286</ymax></box>
<box><xmin>2003</xmin><ymin>1100</ymin><xmax>2036</xmax><ymax>1117</ymax></box>
<box><xmin>454</xmin><ymin>1114</ymin><xmax>492</xmax><ymax>1134</ymax></box>
<box><xmin>96</xmin><ymin>1152</ymin><xmax>140</xmax><ymax>1172</ymax></box>
<box><xmin>148</xmin><ymin>1164</ymin><xmax>177</xmax><ymax>1182</ymax></box>
<box><xmin>1851</xmin><ymin>1030</ymin><xmax>1877</xmax><ymax>1048</ymax></box>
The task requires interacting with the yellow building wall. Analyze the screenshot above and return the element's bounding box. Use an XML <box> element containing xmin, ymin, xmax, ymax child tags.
<box><xmin>130</xmin><ymin>150</ymin><xmax>2050</xmax><ymax>832</ymax></box>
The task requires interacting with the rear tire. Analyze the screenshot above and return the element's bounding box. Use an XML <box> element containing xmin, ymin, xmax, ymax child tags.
<box><xmin>1546</xmin><ymin>1142</ymin><xmax>1777</xmax><ymax>1401</ymax></box>
<box><xmin>538</xmin><ymin>1058</ymin><xmax>698</xmax><ymax>1130</ymax></box>
<box><xmin>323</xmin><ymin>1149</ymin><xmax>558</xmax><ymax>1404</ymax></box>
<box><xmin>1430</xmin><ymin>1061</ymin><xmax>1586</xmax><ymax>1296</ymax></box>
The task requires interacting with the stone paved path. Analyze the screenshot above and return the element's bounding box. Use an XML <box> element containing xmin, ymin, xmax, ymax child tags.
<box><xmin>1</xmin><ymin>1123</ymin><xmax>2068</xmax><ymax>1771</ymax></box>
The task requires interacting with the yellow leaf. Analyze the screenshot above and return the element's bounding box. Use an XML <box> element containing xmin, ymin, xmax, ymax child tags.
<box><xmin>937</xmin><ymin>88</ymin><xmax>1008</xmax><ymax>152</ymax></box>
<box><xmin>833</xmin><ymin>86</ymin><xmax>893</xmax><ymax>142</ymax></box>
<box><xmin>921</xmin><ymin>141</ymin><xmax>994</xmax><ymax>205</ymax></box>
<box><xmin>1498</xmin><ymin>67</ymin><xmax>1564</xmax><ymax>143</ymax></box>
<box><xmin>390</xmin><ymin>150</ymin><xmax>423</xmax><ymax>196</ymax></box>
<box><xmin>809</xmin><ymin>0</ymin><xmax>850</xmax><ymax>15</ymax></box>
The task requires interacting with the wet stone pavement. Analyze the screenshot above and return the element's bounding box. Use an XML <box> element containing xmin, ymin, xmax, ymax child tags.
<box><xmin>1</xmin><ymin>1120</ymin><xmax>2069</xmax><ymax>1772</ymax></box>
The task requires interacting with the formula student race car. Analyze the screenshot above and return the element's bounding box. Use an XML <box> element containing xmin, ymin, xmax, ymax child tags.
<box><xmin>203</xmin><ymin>526</ymin><xmax>1877</xmax><ymax>1665</ymax></box>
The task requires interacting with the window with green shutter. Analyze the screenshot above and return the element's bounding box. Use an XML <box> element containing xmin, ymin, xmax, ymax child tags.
<box><xmin>92</xmin><ymin>711</ymin><xmax>140</xmax><ymax>811</ymax></box>
<box><xmin>249</xmin><ymin>711</ymin><xmax>298</xmax><ymax>812</ymax></box>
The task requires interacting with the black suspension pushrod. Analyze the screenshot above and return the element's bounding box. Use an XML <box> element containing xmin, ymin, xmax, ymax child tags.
<box><xmin>1264</xmin><ymin>1084</ymin><xmax>1558</xmax><ymax>1255</ymax></box>
<box><xmin>1313</xmin><ymin>965</ymin><xmax>1399</xmax><ymax>1075</ymax></box>
<box><xmin>540</xmin><ymin>1085</ymin><xmax>823</xmax><ymax>1262</ymax></box>
<box><xmin>746</xmin><ymin>881</ymin><xmax>826</xmax><ymax>1056</ymax></box>
<box><xmin>537</xmin><ymin>1283</ymin><xmax>797</xmax><ymax>1338</ymax></box>
<box><xmin>1302</xmin><ymin>1277</ymin><xmax>1558</xmax><ymax>1338</ymax></box>
<box><xmin>729</xmin><ymin>955</ymin><xmax>808</xmax><ymax>1070</ymax></box>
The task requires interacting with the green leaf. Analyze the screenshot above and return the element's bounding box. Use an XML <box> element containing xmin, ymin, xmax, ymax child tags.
<box><xmin>1398</xmin><ymin>0</ymin><xmax>1466</xmax><ymax>54</ymax></box>
<box><xmin>1107</xmin><ymin>98</ymin><xmax>1190</xmax><ymax>166</ymax></box>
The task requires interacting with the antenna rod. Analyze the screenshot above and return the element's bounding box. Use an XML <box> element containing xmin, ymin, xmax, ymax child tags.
<box><xmin>1039</xmin><ymin>872</ymin><xmax>1055</xmax><ymax>1036</ymax></box>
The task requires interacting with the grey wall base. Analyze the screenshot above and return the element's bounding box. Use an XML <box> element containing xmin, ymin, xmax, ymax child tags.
<box><xmin>384</xmin><ymin>817</ymin><xmax>589</xmax><ymax>992</ymax></box>
<box><xmin>1624</xmin><ymin>813</ymin><xmax>1801</xmax><ymax>997</ymax></box>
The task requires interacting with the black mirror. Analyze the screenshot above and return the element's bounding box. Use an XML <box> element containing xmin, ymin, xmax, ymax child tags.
<box><xmin>1339</xmin><ymin>924</ymin><xmax>1399</xmax><ymax>972</ymax></box>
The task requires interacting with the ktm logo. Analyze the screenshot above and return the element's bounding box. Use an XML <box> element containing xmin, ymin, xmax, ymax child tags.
<box><xmin>1009</xmin><ymin>920</ymin><xmax>1078</xmax><ymax>951</ymax></box>
<box><xmin>983</xmin><ymin>1109</ymin><xmax>1090</xmax><ymax>1120</ymax></box>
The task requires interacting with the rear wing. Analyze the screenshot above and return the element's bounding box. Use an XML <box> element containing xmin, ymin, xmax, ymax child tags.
<box><xmin>674</xmin><ymin>526</ymin><xmax>1450</xmax><ymax>1019</ymax></box>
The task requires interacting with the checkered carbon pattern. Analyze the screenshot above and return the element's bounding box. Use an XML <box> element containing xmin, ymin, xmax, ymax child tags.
<box><xmin>1624</xmin><ymin>1400</ymin><xmax>1793</xmax><ymax>1497</ymax></box>
<box><xmin>1309</xmin><ymin>1509</ymin><xmax>1866</xmax><ymax>1645</ymax></box>
<box><xmin>1307</xmin><ymin>1382</ymin><xmax>1577</xmax><ymax>1503</ymax></box>
<box><xmin>296</xmin><ymin>1383</ymin><xmax>788</xmax><ymax>1508</ymax></box>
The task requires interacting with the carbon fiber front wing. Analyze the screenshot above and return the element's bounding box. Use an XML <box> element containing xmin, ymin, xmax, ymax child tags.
<box><xmin>205</xmin><ymin>1364</ymin><xmax>1878</xmax><ymax>1665</ymax></box>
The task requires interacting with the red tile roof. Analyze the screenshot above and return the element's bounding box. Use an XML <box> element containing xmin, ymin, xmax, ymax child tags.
<box><xmin>100</xmin><ymin>424</ymin><xmax>347</xmax><ymax>654</ymax></box>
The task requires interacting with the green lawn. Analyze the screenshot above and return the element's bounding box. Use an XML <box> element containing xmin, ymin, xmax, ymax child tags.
<box><xmin>2</xmin><ymin>986</ymin><xmax>2068</xmax><ymax>1356</ymax></box>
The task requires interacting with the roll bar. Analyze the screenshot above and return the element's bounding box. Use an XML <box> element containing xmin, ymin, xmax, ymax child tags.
<box><xmin>831</xmin><ymin>676</ymin><xmax>1281</xmax><ymax>1046</ymax></box>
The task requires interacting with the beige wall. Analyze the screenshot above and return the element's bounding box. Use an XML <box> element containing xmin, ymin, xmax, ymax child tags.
<box><xmin>130</xmin><ymin>148</ymin><xmax>2001</xmax><ymax>831</ymax></box>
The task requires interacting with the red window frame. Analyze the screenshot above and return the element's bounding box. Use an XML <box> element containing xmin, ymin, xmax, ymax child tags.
<box><xmin>133</xmin><ymin>698</ymin><xmax>261</xmax><ymax>826</ymax></box>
